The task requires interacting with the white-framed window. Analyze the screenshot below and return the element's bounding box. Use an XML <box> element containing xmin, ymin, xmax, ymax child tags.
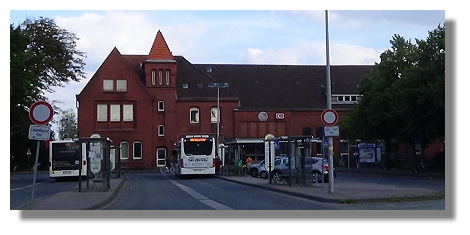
<box><xmin>158</xmin><ymin>125</ymin><xmax>165</xmax><ymax>137</ymax></box>
<box><xmin>331</xmin><ymin>94</ymin><xmax>361</xmax><ymax>104</ymax></box>
<box><xmin>123</xmin><ymin>104</ymin><xmax>134</xmax><ymax>121</ymax></box>
<box><xmin>158</xmin><ymin>101</ymin><xmax>165</xmax><ymax>112</ymax></box>
<box><xmin>120</xmin><ymin>142</ymin><xmax>129</xmax><ymax>159</ymax></box>
<box><xmin>156</xmin><ymin>148</ymin><xmax>166</xmax><ymax>167</ymax></box>
<box><xmin>97</xmin><ymin>104</ymin><xmax>108</xmax><ymax>121</ymax></box>
<box><xmin>117</xmin><ymin>80</ymin><xmax>127</xmax><ymax>91</ymax></box>
<box><xmin>165</xmin><ymin>70</ymin><xmax>170</xmax><ymax>86</ymax></box>
<box><xmin>133</xmin><ymin>141</ymin><xmax>142</xmax><ymax>160</ymax></box>
<box><xmin>110</xmin><ymin>104</ymin><xmax>121</xmax><ymax>122</ymax></box>
<box><xmin>158</xmin><ymin>70</ymin><xmax>163</xmax><ymax>85</ymax></box>
<box><xmin>211</xmin><ymin>107</ymin><xmax>219</xmax><ymax>123</ymax></box>
<box><xmin>103</xmin><ymin>80</ymin><xmax>113</xmax><ymax>91</ymax></box>
<box><xmin>151</xmin><ymin>70</ymin><xmax>156</xmax><ymax>85</ymax></box>
<box><xmin>190</xmin><ymin>107</ymin><xmax>200</xmax><ymax>124</ymax></box>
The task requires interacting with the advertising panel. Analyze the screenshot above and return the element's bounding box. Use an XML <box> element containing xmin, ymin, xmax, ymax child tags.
<box><xmin>357</xmin><ymin>143</ymin><xmax>376</xmax><ymax>163</ymax></box>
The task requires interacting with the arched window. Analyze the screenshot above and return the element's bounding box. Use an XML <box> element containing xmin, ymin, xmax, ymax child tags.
<box><xmin>151</xmin><ymin>70</ymin><xmax>156</xmax><ymax>85</ymax></box>
<box><xmin>133</xmin><ymin>141</ymin><xmax>142</xmax><ymax>160</ymax></box>
<box><xmin>157</xmin><ymin>101</ymin><xmax>164</xmax><ymax>112</ymax></box>
<box><xmin>158</xmin><ymin>70</ymin><xmax>163</xmax><ymax>85</ymax></box>
<box><xmin>190</xmin><ymin>107</ymin><xmax>200</xmax><ymax>124</ymax></box>
<box><xmin>211</xmin><ymin>107</ymin><xmax>220</xmax><ymax>123</ymax></box>
<box><xmin>158</xmin><ymin>125</ymin><xmax>165</xmax><ymax>137</ymax></box>
<box><xmin>165</xmin><ymin>69</ymin><xmax>171</xmax><ymax>86</ymax></box>
<box><xmin>120</xmin><ymin>142</ymin><xmax>129</xmax><ymax>159</ymax></box>
<box><xmin>156</xmin><ymin>148</ymin><xmax>166</xmax><ymax>167</ymax></box>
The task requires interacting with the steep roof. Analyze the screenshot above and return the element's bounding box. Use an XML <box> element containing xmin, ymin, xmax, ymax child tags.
<box><xmin>193</xmin><ymin>63</ymin><xmax>373</xmax><ymax>111</ymax></box>
<box><xmin>115</xmin><ymin>51</ymin><xmax>373</xmax><ymax>110</ymax></box>
<box><xmin>174</xmin><ymin>56</ymin><xmax>238</xmax><ymax>101</ymax></box>
<box><xmin>146</xmin><ymin>30</ymin><xmax>175</xmax><ymax>61</ymax></box>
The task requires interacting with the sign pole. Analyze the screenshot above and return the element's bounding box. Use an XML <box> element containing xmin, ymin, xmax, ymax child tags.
<box><xmin>28</xmin><ymin>100</ymin><xmax>54</xmax><ymax>209</ymax></box>
<box><xmin>29</xmin><ymin>141</ymin><xmax>40</xmax><ymax>209</ymax></box>
<box><xmin>325</xmin><ymin>10</ymin><xmax>334</xmax><ymax>193</ymax></box>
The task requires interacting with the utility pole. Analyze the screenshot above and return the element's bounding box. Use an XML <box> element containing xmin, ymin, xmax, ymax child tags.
<box><xmin>325</xmin><ymin>10</ymin><xmax>335</xmax><ymax>193</ymax></box>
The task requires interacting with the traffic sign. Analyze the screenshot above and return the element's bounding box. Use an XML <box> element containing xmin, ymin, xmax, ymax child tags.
<box><xmin>324</xmin><ymin>125</ymin><xmax>340</xmax><ymax>137</ymax></box>
<box><xmin>28</xmin><ymin>124</ymin><xmax>51</xmax><ymax>140</ymax></box>
<box><xmin>29</xmin><ymin>101</ymin><xmax>54</xmax><ymax>125</ymax></box>
<box><xmin>321</xmin><ymin>109</ymin><xmax>338</xmax><ymax>126</ymax></box>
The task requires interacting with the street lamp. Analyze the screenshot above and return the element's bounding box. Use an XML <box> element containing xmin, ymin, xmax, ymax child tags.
<box><xmin>208</xmin><ymin>82</ymin><xmax>229</xmax><ymax>147</ymax></box>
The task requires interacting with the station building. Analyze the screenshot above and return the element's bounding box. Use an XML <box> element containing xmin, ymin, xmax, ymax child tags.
<box><xmin>76</xmin><ymin>30</ymin><xmax>374</xmax><ymax>169</ymax></box>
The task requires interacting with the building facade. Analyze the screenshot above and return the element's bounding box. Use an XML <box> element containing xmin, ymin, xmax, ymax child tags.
<box><xmin>76</xmin><ymin>31</ymin><xmax>373</xmax><ymax>169</ymax></box>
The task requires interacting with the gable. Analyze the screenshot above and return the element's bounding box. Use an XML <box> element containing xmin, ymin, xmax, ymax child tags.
<box><xmin>77</xmin><ymin>47</ymin><xmax>151</xmax><ymax>102</ymax></box>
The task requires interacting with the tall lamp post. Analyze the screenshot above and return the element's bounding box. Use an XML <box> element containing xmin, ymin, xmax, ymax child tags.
<box><xmin>325</xmin><ymin>10</ymin><xmax>335</xmax><ymax>193</ymax></box>
<box><xmin>208</xmin><ymin>82</ymin><xmax>229</xmax><ymax>146</ymax></box>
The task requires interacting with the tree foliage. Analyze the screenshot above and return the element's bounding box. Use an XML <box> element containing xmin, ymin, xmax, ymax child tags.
<box><xmin>341</xmin><ymin>25</ymin><xmax>445</xmax><ymax>150</ymax></box>
<box><xmin>54</xmin><ymin>109</ymin><xmax>78</xmax><ymax>140</ymax></box>
<box><xmin>10</xmin><ymin>17</ymin><xmax>86</xmax><ymax>170</ymax></box>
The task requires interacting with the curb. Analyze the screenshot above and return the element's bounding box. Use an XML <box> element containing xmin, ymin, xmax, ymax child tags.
<box><xmin>83</xmin><ymin>177</ymin><xmax>127</xmax><ymax>210</ymax></box>
<box><xmin>217</xmin><ymin>176</ymin><xmax>445</xmax><ymax>204</ymax></box>
<box><xmin>217</xmin><ymin>176</ymin><xmax>340</xmax><ymax>203</ymax></box>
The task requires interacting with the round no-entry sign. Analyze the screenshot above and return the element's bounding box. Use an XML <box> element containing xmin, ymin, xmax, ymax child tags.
<box><xmin>29</xmin><ymin>101</ymin><xmax>54</xmax><ymax>125</ymax></box>
<box><xmin>321</xmin><ymin>109</ymin><xmax>338</xmax><ymax>126</ymax></box>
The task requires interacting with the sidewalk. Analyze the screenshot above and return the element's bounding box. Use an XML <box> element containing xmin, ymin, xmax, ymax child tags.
<box><xmin>217</xmin><ymin>171</ymin><xmax>445</xmax><ymax>203</ymax></box>
<box><xmin>24</xmin><ymin>177</ymin><xmax>126</xmax><ymax>210</ymax></box>
<box><xmin>23</xmin><ymin>169</ymin><xmax>445</xmax><ymax>210</ymax></box>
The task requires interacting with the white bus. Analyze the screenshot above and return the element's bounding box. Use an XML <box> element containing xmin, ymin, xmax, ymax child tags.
<box><xmin>174</xmin><ymin>135</ymin><xmax>216</xmax><ymax>176</ymax></box>
<box><xmin>49</xmin><ymin>140</ymin><xmax>87</xmax><ymax>180</ymax></box>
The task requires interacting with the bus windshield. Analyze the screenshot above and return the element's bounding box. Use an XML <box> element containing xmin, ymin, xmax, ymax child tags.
<box><xmin>183</xmin><ymin>138</ymin><xmax>213</xmax><ymax>155</ymax></box>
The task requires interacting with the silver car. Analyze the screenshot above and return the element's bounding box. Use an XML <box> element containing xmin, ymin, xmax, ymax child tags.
<box><xmin>270</xmin><ymin>156</ymin><xmax>335</xmax><ymax>183</ymax></box>
<box><xmin>248</xmin><ymin>160</ymin><xmax>269</xmax><ymax>179</ymax></box>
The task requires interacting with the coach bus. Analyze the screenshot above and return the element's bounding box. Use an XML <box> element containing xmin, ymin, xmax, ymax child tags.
<box><xmin>174</xmin><ymin>135</ymin><xmax>216</xmax><ymax>177</ymax></box>
<box><xmin>49</xmin><ymin>139</ymin><xmax>87</xmax><ymax>180</ymax></box>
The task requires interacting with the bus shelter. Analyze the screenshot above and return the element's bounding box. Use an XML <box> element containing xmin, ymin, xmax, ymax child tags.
<box><xmin>77</xmin><ymin>137</ymin><xmax>116</xmax><ymax>192</ymax></box>
<box><xmin>276</xmin><ymin>136</ymin><xmax>312</xmax><ymax>186</ymax></box>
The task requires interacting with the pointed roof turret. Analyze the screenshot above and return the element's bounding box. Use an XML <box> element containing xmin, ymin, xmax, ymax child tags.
<box><xmin>147</xmin><ymin>30</ymin><xmax>175</xmax><ymax>62</ymax></box>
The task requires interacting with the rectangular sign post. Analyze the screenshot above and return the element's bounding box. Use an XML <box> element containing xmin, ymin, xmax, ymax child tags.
<box><xmin>28</xmin><ymin>124</ymin><xmax>50</xmax><ymax>209</ymax></box>
<box><xmin>324</xmin><ymin>125</ymin><xmax>340</xmax><ymax>137</ymax></box>
<box><xmin>28</xmin><ymin>125</ymin><xmax>51</xmax><ymax>140</ymax></box>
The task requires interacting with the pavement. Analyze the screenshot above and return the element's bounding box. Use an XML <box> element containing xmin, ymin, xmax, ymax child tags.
<box><xmin>22</xmin><ymin>168</ymin><xmax>445</xmax><ymax>210</ymax></box>
<box><xmin>23</xmin><ymin>178</ymin><xmax>126</xmax><ymax>210</ymax></box>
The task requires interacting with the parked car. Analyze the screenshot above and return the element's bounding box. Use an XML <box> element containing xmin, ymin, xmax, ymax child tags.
<box><xmin>270</xmin><ymin>156</ymin><xmax>336</xmax><ymax>183</ymax></box>
<box><xmin>248</xmin><ymin>160</ymin><xmax>269</xmax><ymax>179</ymax></box>
<box><xmin>248</xmin><ymin>158</ymin><xmax>280</xmax><ymax>179</ymax></box>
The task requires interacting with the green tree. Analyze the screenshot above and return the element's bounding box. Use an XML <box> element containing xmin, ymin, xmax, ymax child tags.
<box><xmin>55</xmin><ymin>109</ymin><xmax>78</xmax><ymax>140</ymax></box>
<box><xmin>341</xmin><ymin>25</ymin><xmax>445</xmax><ymax>167</ymax></box>
<box><xmin>10</xmin><ymin>17</ymin><xmax>86</xmax><ymax>170</ymax></box>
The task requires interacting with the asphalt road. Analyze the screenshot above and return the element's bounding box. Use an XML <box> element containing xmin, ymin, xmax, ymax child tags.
<box><xmin>10</xmin><ymin>171</ymin><xmax>445</xmax><ymax>210</ymax></box>
<box><xmin>101</xmin><ymin>172</ymin><xmax>445</xmax><ymax>210</ymax></box>
<box><xmin>10</xmin><ymin>172</ymin><xmax>78</xmax><ymax>210</ymax></box>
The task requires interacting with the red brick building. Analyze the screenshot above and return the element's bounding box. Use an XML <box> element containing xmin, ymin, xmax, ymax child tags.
<box><xmin>76</xmin><ymin>31</ymin><xmax>373</xmax><ymax>169</ymax></box>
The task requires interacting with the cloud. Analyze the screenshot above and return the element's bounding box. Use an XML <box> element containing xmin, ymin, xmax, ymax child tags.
<box><xmin>330</xmin><ymin>44</ymin><xmax>383</xmax><ymax>65</ymax></box>
<box><xmin>55</xmin><ymin>11</ymin><xmax>159</xmax><ymax>71</ymax></box>
<box><xmin>245</xmin><ymin>42</ymin><xmax>382</xmax><ymax>65</ymax></box>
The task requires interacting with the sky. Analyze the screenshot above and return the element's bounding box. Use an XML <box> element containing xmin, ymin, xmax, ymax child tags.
<box><xmin>9</xmin><ymin>9</ymin><xmax>445</xmax><ymax>122</ymax></box>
